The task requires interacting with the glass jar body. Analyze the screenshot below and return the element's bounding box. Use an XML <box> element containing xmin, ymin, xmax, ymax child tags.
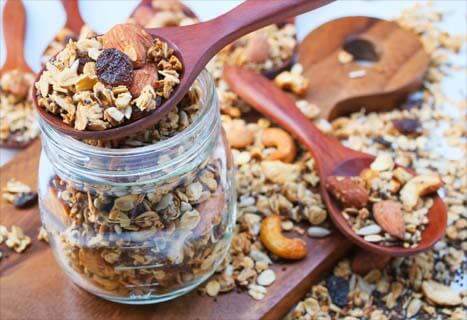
<box><xmin>37</xmin><ymin>72</ymin><xmax>236</xmax><ymax>304</ymax></box>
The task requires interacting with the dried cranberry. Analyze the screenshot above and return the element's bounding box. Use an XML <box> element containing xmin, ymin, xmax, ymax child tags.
<box><xmin>400</xmin><ymin>98</ymin><xmax>423</xmax><ymax>110</ymax></box>
<box><xmin>326</xmin><ymin>275</ymin><xmax>349</xmax><ymax>307</ymax></box>
<box><xmin>373</xmin><ymin>136</ymin><xmax>392</xmax><ymax>148</ymax></box>
<box><xmin>96</xmin><ymin>48</ymin><xmax>134</xmax><ymax>86</ymax></box>
<box><xmin>393</xmin><ymin>118</ymin><xmax>421</xmax><ymax>135</ymax></box>
<box><xmin>14</xmin><ymin>192</ymin><xmax>38</xmax><ymax>209</ymax></box>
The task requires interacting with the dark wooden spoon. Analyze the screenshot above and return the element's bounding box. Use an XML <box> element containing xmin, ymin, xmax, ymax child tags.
<box><xmin>223</xmin><ymin>65</ymin><xmax>447</xmax><ymax>257</ymax></box>
<box><xmin>33</xmin><ymin>0</ymin><xmax>332</xmax><ymax>141</ymax></box>
<box><xmin>0</xmin><ymin>0</ymin><xmax>36</xmax><ymax>149</ymax></box>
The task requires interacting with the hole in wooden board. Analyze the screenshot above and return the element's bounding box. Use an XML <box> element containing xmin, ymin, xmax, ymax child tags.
<box><xmin>343</xmin><ymin>38</ymin><xmax>379</xmax><ymax>67</ymax></box>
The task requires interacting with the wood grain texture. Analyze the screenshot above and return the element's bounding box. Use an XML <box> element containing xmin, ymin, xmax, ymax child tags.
<box><xmin>223</xmin><ymin>66</ymin><xmax>447</xmax><ymax>257</ymax></box>
<box><xmin>298</xmin><ymin>16</ymin><xmax>429</xmax><ymax>120</ymax></box>
<box><xmin>33</xmin><ymin>0</ymin><xmax>333</xmax><ymax>141</ymax></box>
<box><xmin>61</xmin><ymin>0</ymin><xmax>85</xmax><ymax>34</ymax></box>
<box><xmin>0</xmin><ymin>140</ymin><xmax>352</xmax><ymax>320</ymax></box>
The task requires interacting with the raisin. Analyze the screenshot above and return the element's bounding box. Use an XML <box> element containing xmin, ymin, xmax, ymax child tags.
<box><xmin>14</xmin><ymin>192</ymin><xmax>38</xmax><ymax>209</ymax></box>
<box><xmin>400</xmin><ymin>98</ymin><xmax>423</xmax><ymax>110</ymax></box>
<box><xmin>393</xmin><ymin>118</ymin><xmax>421</xmax><ymax>135</ymax></box>
<box><xmin>77</xmin><ymin>52</ymin><xmax>92</xmax><ymax>73</ymax></box>
<box><xmin>96</xmin><ymin>48</ymin><xmax>134</xmax><ymax>86</ymax></box>
<box><xmin>326</xmin><ymin>275</ymin><xmax>349</xmax><ymax>307</ymax></box>
<box><xmin>373</xmin><ymin>136</ymin><xmax>392</xmax><ymax>148</ymax></box>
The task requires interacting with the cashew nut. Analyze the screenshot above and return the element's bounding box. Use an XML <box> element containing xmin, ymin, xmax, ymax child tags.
<box><xmin>262</xmin><ymin>128</ymin><xmax>297</xmax><ymax>163</ymax></box>
<box><xmin>223</xmin><ymin>119</ymin><xmax>254</xmax><ymax>149</ymax></box>
<box><xmin>260</xmin><ymin>215</ymin><xmax>307</xmax><ymax>260</ymax></box>
<box><xmin>400</xmin><ymin>173</ymin><xmax>442</xmax><ymax>210</ymax></box>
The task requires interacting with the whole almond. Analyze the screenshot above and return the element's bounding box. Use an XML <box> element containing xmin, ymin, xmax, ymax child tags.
<box><xmin>102</xmin><ymin>23</ymin><xmax>153</xmax><ymax>68</ymax></box>
<box><xmin>244</xmin><ymin>33</ymin><xmax>270</xmax><ymax>64</ymax></box>
<box><xmin>325</xmin><ymin>176</ymin><xmax>369</xmax><ymax>209</ymax></box>
<box><xmin>129</xmin><ymin>64</ymin><xmax>159</xmax><ymax>97</ymax></box>
<box><xmin>373</xmin><ymin>200</ymin><xmax>405</xmax><ymax>239</ymax></box>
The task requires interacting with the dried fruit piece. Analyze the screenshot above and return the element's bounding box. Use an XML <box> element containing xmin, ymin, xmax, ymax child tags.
<box><xmin>400</xmin><ymin>173</ymin><xmax>442</xmax><ymax>210</ymax></box>
<box><xmin>129</xmin><ymin>64</ymin><xmax>159</xmax><ymax>97</ymax></box>
<box><xmin>326</xmin><ymin>276</ymin><xmax>349</xmax><ymax>307</ymax></box>
<box><xmin>422</xmin><ymin>280</ymin><xmax>462</xmax><ymax>306</ymax></box>
<box><xmin>96</xmin><ymin>48</ymin><xmax>134</xmax><ymax>86</ymax></box>
<box><xmin>373</xmin><ymin>200</ymin><xmax>405</xmax><ymax>239</ymax></box>
<box><xmin>325</xmin><ymin>176</ymin><xmax>369</xmax><ymax>209</ymax></box>
<box><xmin>262</xmin><ymin>127</ymin><xmax>297</xmax><ymax>163</ymax></box>
<box><xmin>14</xmin><ymin>192</ymin><xmax>38</xmax><ymax>209</ymax></box>
<box><xmin>393</xmin><ymin>118</ymin><xmax>421</xmax><ymax>135</ymax></box>
<box><xmin>260</xmin><ymin>214</ymin><xmax>307</xmax><ymax>260</ymax></box>
<box><xmin>102</xmin><ymin>23</ymin><xmax>153</xmax><ymax>68</ymax></box>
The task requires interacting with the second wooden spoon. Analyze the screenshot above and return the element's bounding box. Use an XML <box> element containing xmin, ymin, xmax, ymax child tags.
<box><xmin>223</xmin><ymin>65</ymin><xmax>447</xmax><ymax>257</ymax></box>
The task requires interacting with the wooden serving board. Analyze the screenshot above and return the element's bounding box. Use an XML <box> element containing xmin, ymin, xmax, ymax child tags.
<box><xmin>0</xmin><ymin>140</ymin><xmax>352</xmax><ymax>320</ymax></box>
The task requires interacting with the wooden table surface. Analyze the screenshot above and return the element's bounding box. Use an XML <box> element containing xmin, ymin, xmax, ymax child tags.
<box><xmin>0</xmin><ymin>140</ymin><xmax>353</xmax><ymax>320</ymax></box>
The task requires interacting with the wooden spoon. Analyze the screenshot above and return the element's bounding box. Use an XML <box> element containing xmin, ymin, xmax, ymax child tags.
<box><xmin>223</xmin><ymin>66</ymin><xmax>447</xmax><ymax>257</ymax></box>
<box><xmin>1</xmin><ymin>0</ymin><xmax>35</xmax><ymax>149</ymax></box>
<box><xmin>297</xmin><ymin>16</ymin><xmax>429</xmax><ymax>120</ymax></box>
<box><xmin>33</xmin><ymin>0</ymin><xmax>332</xmax><ymax>141</ymax></box>
<box><xmin>61</xmin><ymin>0</ymin><xmax>85</xmax><ymax>34</ymax></box>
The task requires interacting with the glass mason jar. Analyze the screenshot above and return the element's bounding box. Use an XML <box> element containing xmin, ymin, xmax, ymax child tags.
<box><xmin>37</xmin><ymin>70</ymin><xmax>236</xmax><ymax>304</ymax></box>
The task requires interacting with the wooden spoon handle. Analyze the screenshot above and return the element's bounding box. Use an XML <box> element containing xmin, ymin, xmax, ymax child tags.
<box><xmin>2</xmin><ymin>0</ymin><xmax>31</xmax><ymax>73</ymax></box>
<box><xmin>62</xmin><ymin>0</ymin><xmax>85</xmax><ymax>34</ymax></box>
<box><xmin>223</xmin><ymin>66</ymin><xmax>355</xmax><ymax>170</ymax></box>
<box><xmin>207</xmin><ymin>0</ymin><xmax>332</xmax><ymax>56</ymax></box>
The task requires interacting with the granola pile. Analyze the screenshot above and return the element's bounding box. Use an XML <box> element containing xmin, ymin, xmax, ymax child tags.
<box><xmin>325</xmin><ymin>154</ymin><xmax>442</xmax><ymax>248</ymax></box>
<box><xmin>131</xmin><ymin>0</ymin><xmax>199</xmax><ymax>28</ymax></box>
<box><xmin>201</xmin><ymin>3</ymin><xmax>466</xmax><ymax>318</ymax></box>
<box><xmin>2</xmin><ymin>179</ymin><xmax>38</xmax><ymax>209</ymax></box>
<box><xmin>0</xmin><ymin>70</ymin><xmax>39</xmax><ymax>146</ymax></box>
<box><xmin>41</xmin><ymin>25</ymin><xmax>96</xmax><ymax>67</ymax></box>
<box><xmin>35</xmin><ymin>23</ymin><xmax>182</xmax><ymax>131</ymax></box>
<box><xmin>286</xmin><ymin>4</ymin><xmax>466</xmax><ymax>319</ymax></box>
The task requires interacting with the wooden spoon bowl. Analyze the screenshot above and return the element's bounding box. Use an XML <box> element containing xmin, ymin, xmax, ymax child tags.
<box><xmin>33</xmin><ymin>0</ymin><xmax>332</xmax><ymax>141</ymax></box>
<box><xmin>1</xmin><ymin>0</ymin><xmax>36</xmax><ymax>149</ymax></box>
<box><xmin>223</xmin><ymin>66</ymin><xmax>447</xmax><ymax>257</ymax></box>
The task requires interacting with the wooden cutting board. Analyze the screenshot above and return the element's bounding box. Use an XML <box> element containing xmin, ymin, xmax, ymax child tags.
<box><xmin>0</xmin><ymin>140</ymin><xmax>352</xmax><ymax>319</ymax></box>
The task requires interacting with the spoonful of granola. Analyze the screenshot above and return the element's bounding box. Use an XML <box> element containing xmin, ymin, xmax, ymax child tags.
<box><xmin>33</xmin><ymin>0</ymin><xmax>332</xmax><ymax>140</ymax></box>
<box><xmin>224</xmin><ymin>66</ymin><xmax>447</xmax><ymax>257</ymax></box>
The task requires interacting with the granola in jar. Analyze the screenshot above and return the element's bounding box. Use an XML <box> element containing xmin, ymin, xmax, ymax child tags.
<box><xmin>35</xmin><ymin>23</ymin><xmax>182</xmax><ymax>131</ymax></box>
<box><xmin>38</xmin><ymin>70</ymin><xmax>235</xmax><ymax>303</ymax></box>
<box><xmin>0</xmin><ymin>70</ymin><xmax>39</xmax><ymax>146</ymax></box>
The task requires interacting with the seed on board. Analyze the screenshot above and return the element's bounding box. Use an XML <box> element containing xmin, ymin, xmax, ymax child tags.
<box><xmin>307</xmin><ymin>226</ymin><xmax>331</xmax><ymax>238</ymax></box>
<box><xmin>257</xmin><ymin>269</ymin><xmax>276</xmax><ymax>286</ymax></box>
<box><xmin>356</xmin><ymin>224</ymin><xmax>382</xmax><ymax>236</ymax></box>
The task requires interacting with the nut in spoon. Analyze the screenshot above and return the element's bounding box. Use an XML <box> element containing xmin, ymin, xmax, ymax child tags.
<box><xmin>33</xmin><ymin>0</ymin><xmax>332</xmax><ymax>141</ymax></box>
<box><xmin>223</xmin><ymin>65</ymin><xmax>447</xmax><ymax>257</ymax></box>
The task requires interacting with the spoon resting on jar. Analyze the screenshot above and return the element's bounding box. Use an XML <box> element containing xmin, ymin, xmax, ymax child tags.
<box><xmin>33</xmin><ymin>0</ymin><xmax>332</xmax><ymax>140</ymax></box>
<box><xmin>223</xmin><ymin>65</ymin><xmax>447</xmax><ymax>257</ymax></box>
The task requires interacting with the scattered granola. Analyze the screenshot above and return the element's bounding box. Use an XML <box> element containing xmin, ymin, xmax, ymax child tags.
<box><xmin>325</xmin><ymin>154</ymin><xmax>442</xmax><ymax>247</ymax></box>
<box><xmin>274</xmin><ymin>64</ymin><xmax>309</xmax><ymax>96</ymax></box>
<box><xmin>35</xmin><ymin>23</ymin><xmax>182</xmax><ymax>131</ymax></box>
<box><xmin>287</xmin><ymin>3</ymin><xmax>466</xmax><ymax>319</ymax></box>
<box><xmin>37</xmin><ymin>226</ymin><xmax>49</xmax><ymax>243</ymax></box>
<box><xmin>131</xmin><ymin>0</ymin><xmax>199</xmax><ymax>28</ymax></box>
<box><xmin>4</xmin><ymin>225</ymin><xmax>31</xmax><ymax>253</ymax></box>
<box><xmin>2</xmin><ymin>179</ymin><xmax>38</xmax><ymax>209</ymax></box>
<box><xmin>0</xmin><ymin>70</ymin><xmax>39</xmax><ymax>146</ymax></box>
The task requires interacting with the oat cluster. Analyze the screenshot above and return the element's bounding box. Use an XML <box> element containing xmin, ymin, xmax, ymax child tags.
<box><xmin>131</xmin><ymin>0</ymin><xmax>199</xmax><ymax>28</ymax></box>
<box><xmin>326</xmin><ymin>154</ymin><xmax>442</xmax><ymax>248</ymax></box>
<box><xmin>35</xmin><ymin>23</ymin><xmax>182</xmax><ymax>131</ymax></box>
<box><xmin>2</xmin><ymin>179</ymin><xmax>38</xmax><ymax>209</ymax></box>
<box><xmin>0</xmin><ymin>70</ymin><xmax>39</xmax><ymax>145</ymax></box>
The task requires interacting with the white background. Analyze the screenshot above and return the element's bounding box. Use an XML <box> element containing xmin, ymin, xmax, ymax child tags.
<box><xmin>0</xmin><ymin>0</ymin><xmax>466</xmax><ymax>166</ymax></box>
